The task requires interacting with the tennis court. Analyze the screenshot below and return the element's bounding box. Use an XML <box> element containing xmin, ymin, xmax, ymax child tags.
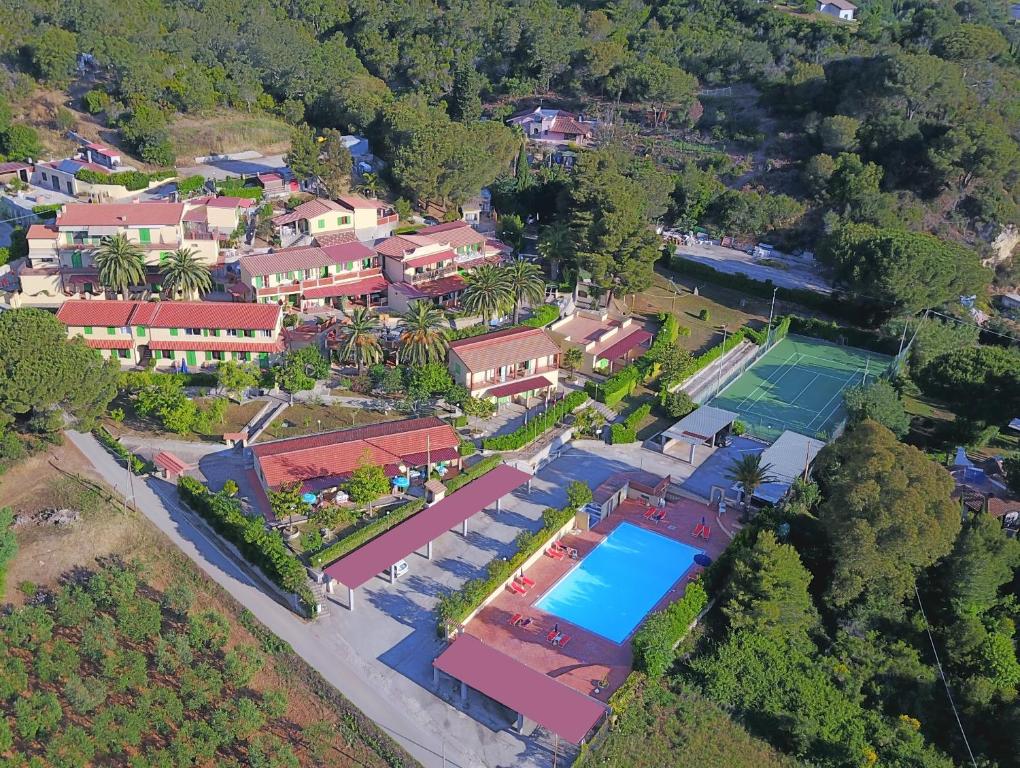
<box><xmin>708</xmin><ymin>335</ymin><xmax>892</xmax><ymax>441</ymax></box>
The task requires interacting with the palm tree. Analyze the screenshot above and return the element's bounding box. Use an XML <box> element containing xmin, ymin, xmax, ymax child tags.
<box><xmin>461</xmin><ymin>264</ymin><xmax>512</xmax><ymax>326</ymax></box>
<box><xmin>358</xmin><ymin>172</ymin><xmax>381</xmax><ymax>198</ymax></box>
<box><xmin>398</xmin><ymin>300</ymin><xmax>449</xmax><ymax>366</ymax></box>
<box><xmin>537</xmin><ymin>221</ymin><xmax>572</xmax><ymax>282</ymax></box>
<box><xmin>95</xmin><ymin>234</ymin><xmax>146</xmax><ymax>299</ymax></box>
<box><xmin>725</xmin><ymin>453</ymin><xmax>777</xmax><ymax>519</ymax></box>
<box><xmin>504</xmin><ymin>259</ymin><xmax>546</xmax><ymax>324</ymax></box>
<box><xmin>160</xmin><ymin>247</ymin><xmax>212</xmax><ymax>300</ymax></box>
<box><xmin>561</xmin><ymin>347</ymin><xmax>584</xmax><ymax>379</ymax></box>
<box><xmin>337</xmin><ymin>307</ymin><xmax>382</xmax><ymax>372</ymax></box>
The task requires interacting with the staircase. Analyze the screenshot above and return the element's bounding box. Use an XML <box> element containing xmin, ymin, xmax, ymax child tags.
<box><xmin>244</xmin><ymin>395</ymin><xmax>289</xmax><ymax>443</ymax></box>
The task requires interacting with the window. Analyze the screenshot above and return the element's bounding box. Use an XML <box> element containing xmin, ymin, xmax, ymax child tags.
<box><xmin>117</xmin><ymin>349</ymin><xmax>131</xmax><ymax>359</ymax></box>
<box><xmin>169</xmin><ymin>328</ymin><xmax>179</xmax><ymax>336</ymax></box>
<box><xmin>159</xmin><ymin>251</ymin><xmax>170</xmax><ymax>263</ymax></box>
<box><xmin>321</xmin><ymin>266</ymin><xmax>329</xmax><ymax>278</ymax></box>
<box><xmin>317</xmin><ymin>219</ymin><xmax>325</xmax><ymax>229</ymax></box>
<box><xmin>138</xmin><ymin>228</ymin><xmax>151</xmax><ymax>244</ymax></box>
<box><xmin>362</xmin><ymin>258</ymin><xmax>373</xmax><ymax>269</ymax></box>
<box><xmin>337</xmin><ymin>215</ymin><xmax>350</xmax><ymax>226</ymax></box>
<box><xmin>41</xmin><ymin>172</ymin><xmax>48</xmax><ymax>181</ymax></box>
<box><xmin>304</xmin><ymin>269</ymin><xmax>312</xmax><ymax>280</ymax></box>
<box><xmin>136</xmin><ymin>326</ymin><xmax>146</xmax><ymax>337</ymax></box>
<box><xmin>211</xmin><ymin>329</ymin><xmax>220</xmax><ymax>337</ymax></box>
<box><xmin>254</xmin><ymin>275</ymin><xmax>264</xmax><ymax>288</ymax></box>
<box><xmin>83</xmin><ymin>326</ymin><xmax>93</xmax><ymax>335</ymax></box>
<box><xmin>275</xmin><ymin>273</ymin><xmax>283</xmax><ymax>282</ymax></box>
<box><xmin>226</xmin><ymin>329</ymin><xmax>238</xmax><ymax>337</ymax></box>
<box><xmin>186</xmin><ymin>328</ymin><xmax>202</xmax><ymax>336</ymax></box>
<box><xmin>346</xmin><ymin>261</ymin><xmax>354</xmax><ymax>271</ymax></box>
<box><xmin>237</xmin><ymin>351</ymin><xmax>250</xmax><ymax>361</ymax></box>
<box><xmin>210</xmin><ymin>351</ymin><xmax>225</xmax><ymax>361</ymax></box>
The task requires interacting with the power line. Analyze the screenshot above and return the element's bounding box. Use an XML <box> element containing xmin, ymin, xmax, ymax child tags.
<box><xmin>913</xmin><ymin>584</ymin><xmax>978</xmax><ymax>768</ymax></box>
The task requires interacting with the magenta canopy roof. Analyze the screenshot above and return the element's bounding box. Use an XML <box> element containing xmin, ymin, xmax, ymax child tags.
<box><xmin>433</xmin><ymin>634</ymin><xmax>607</xmax><ymax>744</ymax></box>
<box><xmin>596</xmin><ymin>329</ymin><xmax>653</xmax><ymax>362</ymax></box>
<box><xmin>324</xmin><ymin>464</ymin><xmax>531</xmax><ymax>589</ymax></box>
<box><xmin>485</xmin><ymin>375</ymin><xmax>554</xmax><ymax>399</ymax></box>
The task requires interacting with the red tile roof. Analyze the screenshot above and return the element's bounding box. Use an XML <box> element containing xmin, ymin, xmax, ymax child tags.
<box><xmin>395</xmin><ymin>275</ymin><xmax>466</xmax><ymax>299</ymax></box>
<box><xmin>207</xmin><ymin>196</ymin><xmax>256</xmax><ymax>209</ymax></box>
<box><xmin>337</xmin><ymin>194</ymin><xmax>379</xmax><ymax>210</ymax></box>
<box><xmin>595</xmin><ymin>329</ymin><xmax>653</xmax><ymax>361</ymax></box>
<box><xmin>405</xmin><ymin>249</ymin><xmax>455</xmax><ymax>269</ymax></box>
<box><xmin>56</xmin><ymin>299</ymin><xmax>281</xmax><ymax>331</ymax></box>
<box><xmin>83</xmin><ymin>338</ymin><xmax>133</xmax><ymax>350</ymax></box>
<box><xmin>57</xmin><ymin>301</ymin><xmax>137</xmax><ymax>328</ymax></box>
<box><xmin>154</xmin><ymin>451</ymin><xmax>190</xmax><ymax>475</ymax></box>
<box><xmin>182</xmin><ymin>206</ymin><xmax>208</xmax><ymax>223</ymax></box>
<box><xmin>57</xmin><ymin>203</ymin><xmax>185</xmax><ymax>228</ymax></box>
<box><xmin>27</xmin><ymin>224</ymin><xmax>58</xmax><ymax>240</ymax></box>
<box><xmin>375</xmin><ymin>234</ymin><xmax>437</xmax><ymax>258</ymax></box>
<box><xmin>240</xmin><ymin>241</ymin><xmax>374</xmax><ymax>275</ymax></box>
<box><xmin>271</xmin><ymin>198</ymin><xmax>345</xmax><ymax>226</ymax></box>
<box><xmin>313</xmin><ymin>231</ymin><xmax>359</xmax><ymax>247</ymax></box>
<box><xmin>449</xmin><ymin>327</ymin><xmax>560</xmax><ymax>373</ymax></box>
<box><xmin>0</xmin><ymin>161</ymin><xmax>31</xmax><ymax>173</ymax></box>
<box><xmin>417</xmin><ymin>222</ymin><xmax>486</xmax><ymax>249</ymax></box>
<box><xmin>148</xmin><ymin>339</ymin><xmax>285</xmax><ymax>353</ymax></box>
<box><xmin>252</xmin><ymin>417</ymin><xmax>459</xmax><ymax>490</ymax></box>
<box><xmin>549</xmin><ymin>115</ymin><xmax>593</xmax><ymax>136</ymax></box>
<box><xmin>484</xmin><ymin>375</ymin><xmax>554</xmax><ymax>399</ymax></box>
<box><xmin>302</xmin><ymin>274</ymin><xmax>388</xmax><ymax>299</ymax></box>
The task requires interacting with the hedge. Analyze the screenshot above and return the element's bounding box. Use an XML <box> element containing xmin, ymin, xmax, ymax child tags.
<box><xmin>308</xmin><ymin>455</ymin><xmax>503</xmax><ymax>567</ymax></box>
<box><xmin>118</xmin><ymin>370</ymin><xmax>217</xmax><ymax>392</ymax></box>
<box><xmin>482</xmin><ymin>390</ymin><xmax>587</xmax><ymax>450</ymax></box>
<box><xmin>631</xmin><ymin>581</ymin><xmax>708</xmax><ymax>678</ymax></box>
<box><xmin>435</xmin><ymin>504</ymin><xmax>578</xmax><ymax>633</ymax></box>
<box><xmin>786</xmin><ymin>315</ymin><xmax>898</xmax><ymax>355</ymax></box>
<box><xmin>522</xmin><ymin>303</ymin><xmax>560</xmax><ymax>328</ymax></box>
<box><xmin>610</xmin><ymin>403</ymin><xmax>651</xmax><ymax>444</ymax></box>
<box><xmin>178</xmin><ymin>476</ymin><xmax>316</xmax><ymax>613</ymax></box>
<box><xmin>31</xmin><ymin>204</ymin><xmax>61</xmax><ymax>218</ymax></box>
<box><xmin>75</xmin><ymin>168</ymin><xmax>175</xmax><ymax>190</ymax></box>
<box><xmin>93</xmin><ymin>427</ymin><xmax>148</xmax><ymax>474</ymax></box>
<box><xmin>585</xmin><ymin>364</ymin><xmax>640</xmax><ymax>407</ymax></box>
<box><xmin>662</xmin><ymin>324</ymin><xmax>759</xmax><ymax>392</ymax></box>
<box><xmin>216</xmin><ymin>185</ymin><xmax>263</xmax><ymax>200</ymax></box>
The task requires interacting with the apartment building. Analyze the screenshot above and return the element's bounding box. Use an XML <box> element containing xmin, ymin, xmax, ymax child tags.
<box><xmin>271</xmin><ymin>195</ymin><xmax>397</xmax><ymax>247</ymax></box>
<box><xmin>56</xmin><ymin>299</ymin><xmax>283</xmax><ymax>370</ymax></box>
<box><xmin>15</xmin><ymin>201</ymin><xmax>220</xmax><ymax>308</ymax></box>
<box><xmin>237</xmin><ymin>240</ymin><xmax>386</xmax><ymax>310</ymax></box>
<box><xmin>447</xmin><ymin>326</ymin><xmax>561</xmax><ymax>406</ymax></box>
<box><xmin>377</xmin><ymin>221</ymin><xmax>502</xmax><ymax>313</ymax></box>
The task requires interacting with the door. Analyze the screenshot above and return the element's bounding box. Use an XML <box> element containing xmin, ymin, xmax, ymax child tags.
<box><xmin>71</xmin><ymin>252</ymin><xmax>82</xmax><ymax>268</ymax></box>
<box><xmin>185</xmin><ymin>350</ymin><xmax>197</xmax><ymax>367</ymax></box>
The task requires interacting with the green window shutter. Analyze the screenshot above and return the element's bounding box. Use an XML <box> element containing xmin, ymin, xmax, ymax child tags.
<box><xmin>212</xmin><ymin>329</ymin><xmax>220</xmax><ymax>337</ymax></box>
<box><xmin>71</xmin><ymin>252</ymin><xmax>82</xmax><ymax>268</ymax></box>
<box><xmin>84</xmin><ymin>326</ymin><xmax>93</xmax><ymax>335</ymax></box>
<box><xmin>317</xmin><ymin>219</ymin><xmax>325</xmax><ymax>229</ymax></box>
<box><xmin>321</xmin><ymin>266</ymin><xmax>329</xmax><ymax>278</ymax></box>
<box><xmin>65</xmin><ymin>233</ymin><xmax>74</xmax><ymax>245</ymax></box>
<box><xmin>204</xmin><ymin>351</ymin><xmax>212</xmax><ymax>361</ymax></box>
<box><xmin>346</xmin><ymin>261</ymin><xmax>354</xmax><ymax>271</ymax></box>
<box><xmin>337</xmin><ymin>217</ymin><xmax>342</xmax><ymax>226</ymax></box>
<box><xmin>138</xmin><ymin>228</ymin><xmax>151</xmax><ymax>243</ymax></box>
<box><xmin>202</xmin><ymin>328</ymin><xmax>209</xmax><ymax>337</ymax></box>
<box><xmin>254</xmin><ymin>275</ymin><xmax>263</xmax><ymax>288</ymax></box>
<box><xmin>169</xmin><ymin>328</ymin><xmax>179</xmax><ymax>336</ymax></box>
<box><xmin>136</xmin><ymin>327</ymin><xmax>146</xmax><ymax>337</ymax></box>
<box><xmin>107</xmin><ymin>327</ymin><xmax>115</xmax><ymax>335</ymax></box>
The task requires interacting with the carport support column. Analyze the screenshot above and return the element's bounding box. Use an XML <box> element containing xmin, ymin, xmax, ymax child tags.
<box><xmin>462</xmin><ymin>518</ymin><xmax>468</xmax><ymax>537</ymax></box>
<box><xmin>689</xmin><ymin>441</ymin><xmax>695</xmax><ymax>464</ymax></box>
<box><xmin>348</xmin><ymin>587</ymin><xmax>355</xmax><ymax>611</ymax></box>
<box><xmin>433</xmin><ymin>666</ymin><xmax>439</xmax><ymax>689</ymax></box>
<box><xmin>496</xmin><ymin>497</ymin><xmax>501</xmax><ymax>513</ymax></box>
<box><xmin>427</xmin><ymin>539</ymin><xmax>433</xmax><ymax>560</ymax></box>
<box><xmin>389</xmin><ymin>565</ymin><xmax>395</xmax><ymax>584</ymax></box>
<box><xmin>514</xmin><ymin>711</ymin><xmax>524</xmax><ymax>731</ymax></box>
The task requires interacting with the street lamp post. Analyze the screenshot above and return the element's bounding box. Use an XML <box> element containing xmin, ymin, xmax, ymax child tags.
<box><xmin>767</xmin><ymin>286</ymin><xmax>778</xmax><ymax>346</ymax></box>
<box><xmin>716</xmin><ymin>324</ymin><xmax>728</xmax><ymax>395</ymax></box>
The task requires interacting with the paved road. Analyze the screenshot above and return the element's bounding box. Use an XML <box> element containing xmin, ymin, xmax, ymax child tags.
<box><xmin>673</xmin><ymin>241</ymin><xmax>832</xmax><ymax>294</ymax></box>
<box><xmin>66</xmin><ymin>430</ymin><xmax>459</xmax><ymax>768</ymax></box>
<box><xmin>177</xmin><ymin>153</ymin><xmax>288</xmax><ymax>181</ymax></box>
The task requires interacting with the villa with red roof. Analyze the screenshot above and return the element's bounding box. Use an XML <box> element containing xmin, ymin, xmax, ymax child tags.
<box><xmin>377</xmin><ymin>221</ymin><xmax>502</xmax><ymax>313</ymax></box>
<box><xmin>448</xmin><ymin>326</ymin><xmax>561</xmax><ymax>405</ymax></box>
<box><xmin>271</xmin><ymin>195</ymin><xmax>397</xmax><ymax>247</ymax></box>
<box><xmin>16</xmin><ymin>201</ymin><xmax>222</xmax><ymax>308</ymax></box>
<box><xmin>237</xmin><ymin>240</ymin><xmax>386</xmax><ymax>310</ymax></box>
<box><xmin>507</xmin><ymin>107</ymin><xmax>596</xmax><ymax>147</ymax></box>
<box><xmin>56</xmin><ymin>299</ymin><xmax>283</xmax><ymax>370</ymax></box>
<box><xmin>251</xmin><ymin>417</ymin><xmax>461</xmax><ymax>497</ymax></box>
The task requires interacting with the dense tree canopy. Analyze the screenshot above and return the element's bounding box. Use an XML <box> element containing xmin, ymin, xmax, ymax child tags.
<box><xmin>813</xmin><ymin>420</ymin><xmax>960</xmax><ymax>617</ymax></box>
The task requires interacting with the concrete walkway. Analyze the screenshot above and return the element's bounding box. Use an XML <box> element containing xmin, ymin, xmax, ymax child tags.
<box><xmin>64</xmin><ymin>430</ymin><xmax>477</xmax><ymax>768</ymax></box>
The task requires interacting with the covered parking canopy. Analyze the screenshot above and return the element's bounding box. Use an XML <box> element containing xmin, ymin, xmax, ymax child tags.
<box><xmin>323</xmin><ymin>464</ymin><xmax>531</xmax><ymax>609</ymax></box>
<box><xmin>433</xmin><ymin>634</ymin><xmax>607</xmax><ymax>744</ymax></box>
<box><xmin>655</xmin><ymin>404</ymin><xmax>737</xmax><ymax>462</ymax></box>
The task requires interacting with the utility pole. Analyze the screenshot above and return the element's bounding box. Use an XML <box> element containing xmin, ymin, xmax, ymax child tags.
<box><xmin>716</xmin><ymin>324</ymin><xmax>728</xmax><ymax>395</ymax></box>
<box><xmin>767</xmin><ymin>286</ymin><xmax>778</xmax><ymax>346</ymax></box>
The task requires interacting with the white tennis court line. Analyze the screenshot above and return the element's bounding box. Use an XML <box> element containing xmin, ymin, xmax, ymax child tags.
<box><xmin>729</xmin><ymin>349</ymin><xmax>800</xmax><ymax>412</ymax></box>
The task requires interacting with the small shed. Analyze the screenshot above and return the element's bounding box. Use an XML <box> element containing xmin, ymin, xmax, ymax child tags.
<box><xmin>425</xmin><ymin>479</ymin><xmax>447</xmax><ymax>505</ymax></box>
<box><xmin>153</xmin><ymin>451</ymin><xmax>191</xmax><ymax>481</ymax></box>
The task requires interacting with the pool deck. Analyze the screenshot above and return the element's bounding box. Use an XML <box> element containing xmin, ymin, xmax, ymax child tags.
<box><xmin>464</xmin><ymin>496</ymin><xmax>728</xmax><ymax>702</ymax></box>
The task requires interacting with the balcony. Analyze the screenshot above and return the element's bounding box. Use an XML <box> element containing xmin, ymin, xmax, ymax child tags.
<box><xmin>377</xmin><ymin>211</ymin><xmax>398</xmax><ymax>226</ymax></box>
<box><xmin>408</xmin><ymin>265</ymin><xmax>458</xmax><ymax>284</ymax></box>
<box><xmin>474</xmin><ymin>362</ymin><xmax>558</xmax><ymax>387</ymax></box>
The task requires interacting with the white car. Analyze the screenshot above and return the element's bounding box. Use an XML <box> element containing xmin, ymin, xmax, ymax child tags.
<box><xmin>390</xmin><ymin>560</ymin><xmax>409</xmax><ymax>579</ymax></box>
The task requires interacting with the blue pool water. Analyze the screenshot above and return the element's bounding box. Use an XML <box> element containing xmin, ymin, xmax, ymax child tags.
<box><xmin>535</xmin><ymin>522</ymin><xmax>700</xmax><ymax>643</ymax></box>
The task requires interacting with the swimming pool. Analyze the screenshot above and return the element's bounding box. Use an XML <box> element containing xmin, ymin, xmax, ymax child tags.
<box><xmin>535</xmin><ymin>522</ymin><xmax>700</xmax><ymax>643</ymax></box>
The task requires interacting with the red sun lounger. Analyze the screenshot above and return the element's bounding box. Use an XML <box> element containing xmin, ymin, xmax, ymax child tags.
<box><xmin>692</xmin><ymin>523</ymin><xmax>705</xmax><ymax>538</ymax></box>
<box><xmin>509</xmin><ymin>613</ymin><xmax>523</xmax><ymax>626</ymax></box>
<box><xmin>701</xmin><ymin>525</ymin><xmax>711</xmax><ymax>540</ymax></box>
<box><xmin>517</xmin><ymin>575</ymin><xmax>536</xmax><ymax>588</ymax></box>
<box><xmin>653</xmin><ymin>510</ymin><xmax>667</xmax><ymax>522</ymax></box>
<box><xmin>643</xmin><ymin>507</ymin><xmax>656</xmax><ymax>519</ymax></box>
<box><xmin>508</xmin><ymin>581</ymin><xmax>527</xmax><ymax>595</ymax></box>
<box><xmin>547</xmin><ymin>630</ymin><xmax>559</xmax><ymax>642</ymax></box>
<box><xmin>556</xmin><ymin>635</ymin><xmax>571</xmax><ymax>648</ymax></box>
<box><xmin>546</xmin><ymin>547</ymin><xmax>565</xmax><ymax>560</ymax></box>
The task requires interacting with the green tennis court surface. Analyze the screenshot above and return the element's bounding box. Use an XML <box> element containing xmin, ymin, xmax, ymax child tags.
<box><xmin>708</xmin><ymin>335</ymin><xmax>893</xmax><ymax>441</ymax></box>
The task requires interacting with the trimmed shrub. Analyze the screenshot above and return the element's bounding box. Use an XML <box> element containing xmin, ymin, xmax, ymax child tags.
<box><xmin>177</xmin><ymin>477</ymin><xmax>316</xmax><ymax>614</ymax></box>
<box><xmin>698</xmin><ymin>308</ymin><xmax>710</xmax><ymax>321</ymax></box>
<box><xmin>74</xmin><ymin>168</ymin><xmax>174</xmax><ymax>190</ymax></box>
<box><xmin>610</xmin><ymin>424</ymin><xmax>637</xmax><ymax>444</ymax></box>
<box><xmin>482</xmin><ymin>391</ymin><xmax>587</xmax><ymax>450</ymax></box>
<box><xmin>787</xmin><ymin>315</ymin><xmax>897</xmax><ymax>354</ymax></box>
<box><xmin>93</xmin><ymin>427</ymin><xmax>148</xmax><ymax>474</ymax></box>
<box><xmin>522</xmin><ymin>304</ymin><xmax>560</xmax><ymax>328</ymax></box>
<box><xmin>586</xmin><ymin>364</ymin><xmax>640</xmax><ymax>406</ymax></box>
<box><xmin>631</xmin><ymin>582</ymin><xmax>708</xmax><ymax>678</ymax></box>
